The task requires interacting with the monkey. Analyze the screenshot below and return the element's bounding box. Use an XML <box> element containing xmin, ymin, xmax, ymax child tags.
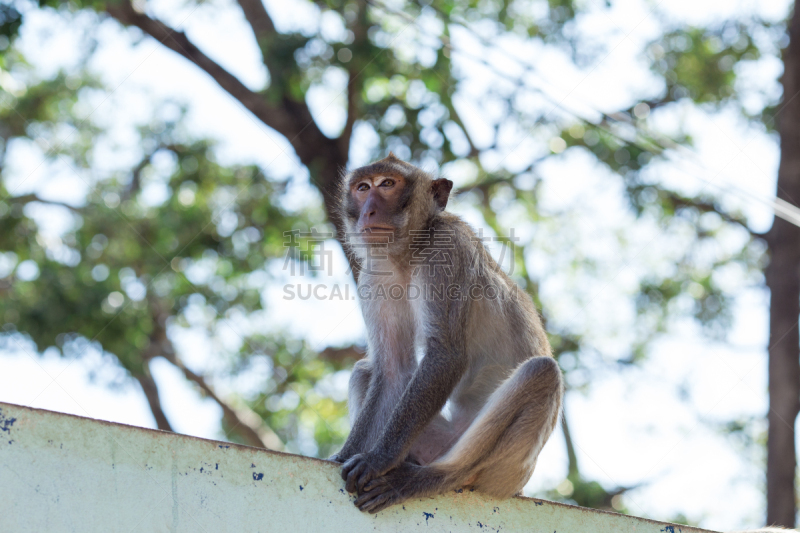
<box><xmin>328</xmin><ymin>153</ymin><xmax>563</xmax><ymax>514</ymax></box>
<box><xmin>326</xmin><ymin>154</ymin><xmax>800</xmax><ymax>527</ymax></box>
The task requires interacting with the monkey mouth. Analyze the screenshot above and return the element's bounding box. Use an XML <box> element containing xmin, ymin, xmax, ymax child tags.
<box><xmin>359</xmin><ymin>226</ymin><xmax>395</xmax><ymax>243</ymax></box>
<box><xmin>361</xmin><ymin>226</ymin><xmax>395</xmax><ymax>233</ymax></box>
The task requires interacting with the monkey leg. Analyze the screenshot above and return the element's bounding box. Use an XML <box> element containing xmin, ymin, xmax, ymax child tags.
<box><xmin>347</xmin><ymin>358</ymin><xmax>372</xmax><ymax>425</ymax></box>
<box><xmin>355</xmin><ymin>356</ymin><xmax>562</xmax><ymax>513</ymax></box>
<box><xmin>458</xmin><ymin>356</ymin><xmax>562</xmax><ymax>497</ymax></box>
<box><xmin>329</xmin><ymin>360</ymin><xmax>373</xmax><ymax>463</ymax></box>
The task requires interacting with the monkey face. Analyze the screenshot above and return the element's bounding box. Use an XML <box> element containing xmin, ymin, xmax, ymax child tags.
<box><xmin>341</xmin><ymin>154</ymin><xmax>453</xmax><ymax>251</ymax></box>
<box><xmin>347</xmin><ymin>173</ymin><xmax>412</xmax><ymax>244</ymax></box>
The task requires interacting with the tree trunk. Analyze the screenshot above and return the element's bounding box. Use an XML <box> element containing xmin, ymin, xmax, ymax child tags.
<box><xmin>766</xmin><ymin>4</ymin><xmax>800</xmax><ymax>526</ymax></box>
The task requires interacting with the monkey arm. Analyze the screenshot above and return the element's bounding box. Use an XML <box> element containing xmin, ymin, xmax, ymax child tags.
<box><xmin>342</xmin><ymin>335</ymin><xmax>469</xmax><ymax>493</ymax></box>
<box><xmin>377</xmin><ymin>340</ymin><xmax>469</xmax><ymax>462</ymax></box>
<box><xmin>333</xmin><ymin>370</ymin><xmax>388</xmax><ymax>462</ymax></box>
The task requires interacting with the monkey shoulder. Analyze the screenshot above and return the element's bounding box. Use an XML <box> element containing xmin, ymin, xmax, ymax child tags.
<box><xmin>427</xmin><ymin>212</ymin><xmax>483</xmax><ymax>250</ymax></box>
<box><xmin>433</xmin><ymin>211</ymin><xmax>496</xmax><ymax>259</ymax></box>
<box><xmin>426</xmin><ymin>213</ymin><xmax>532</xmax><ymax>312</ymax></box>
<box><xmin>412</xmin><ymin>213</ymin><xmax>485</xmax><ymax>280</ymax></box>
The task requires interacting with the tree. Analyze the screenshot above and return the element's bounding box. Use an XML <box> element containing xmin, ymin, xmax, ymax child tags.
<box><xmin>0</xmin><ymin>104</ymin><xmax>356</xmax><ymax>454</ymax></box>
<box><xmin>767</xmin><ymin>3</ymin><xmax>800</xmax><ymax>526</ymax></box>
<box><xmin>0</xmin><ymin>0</ymin><xmax>796</xmax><ymax>525</ymax></box>
<box><xmin>0</xmin><ymin>42</ymin><xmax>353</xmax><ymax>454</ymax></box>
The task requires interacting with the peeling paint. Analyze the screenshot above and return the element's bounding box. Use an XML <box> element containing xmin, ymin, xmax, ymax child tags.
<box><xmin>0</xmin><ymin>408</ymin><xmax>17</xmax><ymax>434</ymax></box>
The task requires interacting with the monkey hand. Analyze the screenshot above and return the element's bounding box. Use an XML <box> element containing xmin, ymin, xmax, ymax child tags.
<box><xmin>329</xmin><ymin>443</ymin><xmax>361</xmax><ymax>464</ymax></box>
<box><xmin>330</xmin><ymin>443</ymin><xmax>364</xmax><ymax>464</ymax></box>
<box><xmin>341</xmin><ymin>452</ymin><xmax>392</xmax><ymax>494</ymax></box>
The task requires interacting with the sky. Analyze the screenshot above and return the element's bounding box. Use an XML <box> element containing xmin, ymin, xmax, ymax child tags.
<box><xmin>0</xmin><ymin>0</ymin><xmax>796</xmax><ymax>529</ymax></box>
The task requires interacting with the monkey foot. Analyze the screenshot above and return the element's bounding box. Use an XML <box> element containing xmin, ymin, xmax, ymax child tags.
<box><xmin>354</xmin><ymin>463</ymin><xmax>422</xmax><ymax>514</ymax></box>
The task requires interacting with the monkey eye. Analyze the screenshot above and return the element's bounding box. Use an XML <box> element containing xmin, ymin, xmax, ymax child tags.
<box><xmin>379</xmin><ymin>178</ymin><xmax>395</xmax><ymax>187</ymax></box>
<box><xmin>356</xmin><ymin>183</ymin><xmax>370</xmax><ymax>192</ymax></box>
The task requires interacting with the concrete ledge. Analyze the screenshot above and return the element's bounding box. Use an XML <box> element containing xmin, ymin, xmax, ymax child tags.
<box><xmin>0</xmin><ymin>402</ymin><xmax>714</xmax><ymax>532</ymax></box>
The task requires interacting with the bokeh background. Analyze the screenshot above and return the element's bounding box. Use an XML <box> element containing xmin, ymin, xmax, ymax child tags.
<box><xmin>0</xmin><ymin>0</ymin><xmax>798</xmax><ymax>529</ymax></box>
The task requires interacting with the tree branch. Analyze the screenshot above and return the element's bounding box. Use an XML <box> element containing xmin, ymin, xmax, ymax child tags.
<box><xmin>164</xmin><ymin>352</ymin><xmax>284</xmax><ymax>451</ymax></box>
<box><xmin>338</xmin><ymin>6</ymin><xmax>369</xmax><ymax>156</ymax></box>
<box><xmin>652</xmin><ymin>186</ymin><xmax>766</xmax><ymax>239</ymax></box>
<box><xmin>105</xmin><ymin>0</ymin><xmax>356</xmax><ymax>278</ymax></box>
<box><xmin>235</xmin><ymin>0</ymin><xmax>276</xmax><ymax>53</ymax></box>
<box><xmin>10</xmin><ymin>194</ymin><xmax>82</xmax><ymax>212</ymax></box>
<box><xmin>445</xmin><ymin>98</ymin><xmax>480</xmax><ymax>159</ymax></box>
<box><xmin>143</xmin><ymin>304</ymin><xmax>284</xmax><ymax>450</ymax></box>
<box><xmin>561</xmin><ymin>402</ymin><xmax>580</xmax><ymax>480</ymax></box>
<box><xmin>339</xmin><ymin>69</ymin><xmax>359</xmax><ymax>155</ymax></box>
<box><xmin>454</xmin><ymin>156</ymin><xmax>546</xmax><ymax>197</ymax></box>
<box><xmin>122</xmin><ymin>152</ymin><xmax>154</xmax><ymax>201</ymax></box>
<box><xmin>135</xmin><ymin>365</ymin><xmax>174</xmax><ymax>431</ymax></box>
<box><xmin>105</xmin><ymin>0</ymin><xmax>334</xmax><ymax>165</ymax></box>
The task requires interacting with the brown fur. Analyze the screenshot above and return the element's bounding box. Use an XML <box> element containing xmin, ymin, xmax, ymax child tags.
<box><xmin>332</xmin><ymin>155</ymin><xmax>563</xmax><ymax>514</ymax></box>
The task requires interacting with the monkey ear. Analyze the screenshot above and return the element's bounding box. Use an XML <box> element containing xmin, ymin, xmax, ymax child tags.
<box><xmin>431</xmin><ymin>178</ymin><xmax>454</xmax><ymax>210</ymax></box>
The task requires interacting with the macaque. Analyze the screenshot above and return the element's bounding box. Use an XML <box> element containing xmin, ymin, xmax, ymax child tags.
<box><xmin>329</xmin><ymin>154</ymin><xmax>563</xmax><ymax>513</ymax></box>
